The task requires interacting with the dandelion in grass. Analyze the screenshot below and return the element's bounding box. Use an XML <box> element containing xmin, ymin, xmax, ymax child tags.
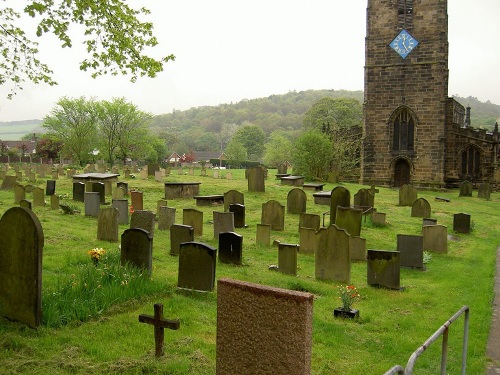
<box><xmin>88</xmin><ymin>247</ymin><xmax>106</xmax><ymax>266</ymax></box>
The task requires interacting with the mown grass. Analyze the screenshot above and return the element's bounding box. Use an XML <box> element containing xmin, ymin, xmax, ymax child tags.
<box><xmin>0</xmin><ymin>167</ymin><xmax>498</xmax><ymax>374</ymax></box>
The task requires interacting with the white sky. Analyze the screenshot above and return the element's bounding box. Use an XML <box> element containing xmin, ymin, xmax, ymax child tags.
<box><xmin>0</xmin><ymin>0</ymin><xmax>499</xmax><ymax>122</ymax></box>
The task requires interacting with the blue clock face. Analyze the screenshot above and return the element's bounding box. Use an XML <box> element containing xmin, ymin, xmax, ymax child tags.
<box><xmin>390</xmin><ymin>29</ymin><xmax>419</xmax><ymax>59</ymax></box>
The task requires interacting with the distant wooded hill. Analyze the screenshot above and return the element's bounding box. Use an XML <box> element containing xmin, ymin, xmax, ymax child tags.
<box><xmin>0</xmin><ymin>119</ymin><xmax>43</xmax><ymax>141</ymax></box>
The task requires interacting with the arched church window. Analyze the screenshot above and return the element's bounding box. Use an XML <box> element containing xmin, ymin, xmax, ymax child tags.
<box><xmin>392</xmin><ymin>109</ymin><xmax>414</xmax><ymax>151</ymax></box>
<box><xmin>461</xmin><ymin>146</ymin><xmax>481</xmax><ymax>178</ymax></box>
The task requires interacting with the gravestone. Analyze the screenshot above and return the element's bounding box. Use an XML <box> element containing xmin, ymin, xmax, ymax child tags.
<box><xmin>229</xmin><ymin>204</ymin><xmax>245</xmax><ymax>228</ymax></box>
<box><xmin>225</xmin><ymin>172</ymin><xmax>233</xmax><ymax>180</ymax></box>
<box><xmin>114</xmin><ymin>186</ymin><xmax>125</xmax><ymax>199</ymax></box>
<box><xmin>25</xmin><ymin>184</ymin><xmax>34</xmax><ymax>193</ymax></box>
<box><xmin>478</xmin><ymin>183</ymin><xmax>491</xmax><ymax>199</ymax></box>
<box><xmin>278</xmin><ymin>243</ymin><xmax>299</xmax><ymax>276</ymax></box>
<box><xmin>1</xmin><ymin>175</ymin><xmax>17</xmax><ymax>190</ymax></box>
<box><xmin>84</xmin><ymin>192</ymin><xmax>100</xmax><ymax>217</ymax></box>
<box><xmin>97</xmin><ymin>207</ymin><xmax>119</xmax><ymax>242</ymax></box>
<box><xmin>411</xmin><ymin>198</ymin><xmax>431</xmax><ymax>218</ymax></box>
<box><xmin>299</xmin><ymin>227</ymin><xmax>317</xmax><ymax>255</ymax></box>
<box><xmin>158</xmin><ymin>206</ymin><xmax>176</xmax><ymax>231</ymax></box>
<box><xmin>45</xmin><ymin>180</ymin><xmax>56</xmax><ymax>196</ymax></box>
<box><xmin>213</xmin><ymin>211</ymin><xmax>235</xmax><ymax>239</ymax></box>
<box><xmin>112</xmin><ymin>198</ymin><xmax>129</xmax><ymax>224</ymax></box>
<box><xmin>277</xmin><ymin>163</ymin><xmax>288</xmax><ymax>174</ymax></box>
<box><xmin>315</xmin><ymin>224</ymin><xmax>350</xmax><ymax>283</ymax></box>
<box><xmin>298</xmin><ymin>212</ymin><xmax>321</xmax><ymax>231</ymax></box>
<box><xmin>453</xmin><ymin>213</ymin><xmax>471</xmax><ymax>234</ymax></box>
<box><xmin>459</xmin><ymin>181</ymin><xmax>473</xmax><ymax>197</ymax></box>
<box><xmin>0</xmin><ymin>207</ymin><xmax>43</xmax><ymax>327</ymax></box>
<box><xmin>330</xmin><ymin>186</ymin><xmax>350</xmax><ymax>225</ymax></box>
<box><xmin>247</xmin><ymin>167</ymin><xmax>265</xmax><ymax>192</ymax></box>
<box><xmin>286</xmin><ymin>188</ymin><xmax>307</xmax><ymax>214</ymax></box>
<box><xmin>213</xmin><ymin>170</ymin><xmax>219</xmax><ymax>179</ymax></box>
<box><xmin>155</xmin><ymin>170</ymin><xmax>163</xmax><ymax>182</ymax></box>
<box><xmin>91</xmin><ymin>182</ymin><xmax>106</xmax><ymax>204</ymax></box>
<box><xmin>367</xmin><ymin>250</ymin><xmax>400</xmax><ymax>290</ymax></box>
<box><xmin>261</xmin><ymin>200</ymin><xmax>285</xmax><ymax>231</ymax></box>
<box><xmin>183</xmin><ymin>208</ymin><xmax>203</xmax><ymax>236</ymax></box>
<box><xmin>422</xmin><ymin>224</ymin><xmax>448</xmax><ymax>253</ymax></box>
<box><xmin>397</xmin><ymin>234</ymin><xmax>424</xmax><ymax>269</ymax></box>
<box><xmin>156</xmin><ymin>199</ymin><xmax>168</xmax><ymax>218</ymax></box>
<box><xmin>73</xmin><ymin>182</ymin><xmax>85</xmax><ymax>202</ymax></box>
<box><xmin>423</xmin><ymin>218</ymin><xmax>437</xmax><ymax>226</ymax></box>
<box><xmin>224</xmin><ymin>189</ymin><xmax>244</xmax><ymax>212</ymax></box>
<box><xmin>117</xmin><ymin>181</ymin><xmax>128</xmax><ymax>195</ymax></box>
<box><xmin>256</xmin><ymin>224</ymin><xmax>271</xmax><ymax>246</ymax></box>
<box><xmin>350</xmin><ymin>236</ymin><xmax>366</xmax><ymax>261</ymax></box>
<box><xmin>219</xmin><ymin>232</ymin><xmax>243</xmax><ymax>265</ymax></box>
<box><xmin>353</xmin><ymin>188</ymin><xmax>375</xmax><ymax>209</ymax></box>
<box><xmin>372</xmin><ymin>212</ymin><xmax>386</xmax><ymax>226</ymax></box>
<box><xmin>335</xmin><ymin>206</ymin><xmax>362</xmax><ymax>237</ymax></box>
<box><xmin>130</xmin><ymin>210</ymin><xmax>155</xmax><ymax>238</ymax></box>
<box><xmin>14</xmin><ymin>184</ymin><xmax>25</xmax><ymax>204</ymax></box>
<box><xmin>178</xmin><ymin>242</ymin><xmax>217</xmax><ymax>292</ymax></box>
<box><xmin>148</xmin><ymin>163</ymin><xmax>160</xmax><ymax>176</ymax></box>
<box><xmin>216</xmin><ymin>278</ymin><xmax>313</xmax><ymax>375</ymax></box>
<box><xmin>399</xmin><ymin>184</ymin><xmax>418</xmax><ymax>206</ymax></box>
<box><xmin>32</xmin><ymin>187</ymin><xmax>45</xmax><ymax>207</ymax></box>
<box><xmin>139</xmin><ymin>169</ymin><xmax>148</xmax><ymax>179</ymax></box>
<box><xmin>19</xmin><ymin>199</ymin><xmax>32</xmax><ymax>209</ymax></box>
<box><xmin>121</xmin><ymin>228</ymin><xmax>153</xmax><ymax>273</ymax></box>
<box><xmin>50</xmin><ymin>195</ymin><xmax>59</xmax><ymax>210</ymax></box>
<box><xmin>130</xmin><ymin>190</ymin><xmax>144</xmax><ymax>211</ymax></box>
<box><xmin>169</xmin><ymin>224</ymin><xmax>194</xmax><ymax>256</ymax></box>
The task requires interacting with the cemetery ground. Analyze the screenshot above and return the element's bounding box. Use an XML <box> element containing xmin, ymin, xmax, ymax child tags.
<box><xmin>0</xmin><ymin>169</ymin><xmax>498</xmax><ymax>374</ymax></box>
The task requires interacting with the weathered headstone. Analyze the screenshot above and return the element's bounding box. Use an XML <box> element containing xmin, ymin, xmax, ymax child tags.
<box><xmin>228</xmin><ymin>204</ymin><xmax>245</xmax><ymax>228</ymax></box>
<box><xmin>350</xmin><ymin>236</ymin><xmax>366</xmax><ymax>261</ymax></box>
<box><xmin>335</xmin><ymin>206</ymin><xmax>362</xmax><ymax>237</ymax></box>
<box><xmin>91</xmin><ymin>182</ymin><xmax>106</xmax><ymax>204</ymax></box>
<box><xmin>183</xmin><ymin>208</ymin><xmax>203</xmax><ymax>236</ymax></box>
<box><xmin>121</xmin><ymin>228</ymin><xmax>153</xmax><ymax>273</ymax></box>
<box><xmin>330</xmin><ymin>186</ymin><xmax>350</xmax><ymax>225</ymax></box>
<box><xmin>299</xmin><ymin>227</ymin><xmax>317</xmax><ymax>255</ymax></box>
<box><xmin>177</xmin><ymin>242</ymin><xmax>217</xmax><ymax>292</ymax></box>
<box><xmin>1</xmin><ymin>175</ymin><xmax>17</xmax><ymax>190</ymax></box>
<box><xmin>286</xmin><ymin>188</ymin><xmax>307</xmax><ymax>214</ymax></box>
<box><xmin>422</xmin><ymin>224</ymin><xmax>448</xmax><ymax>253</ymax></box>
<box><xmin>169</xmin><ymin>224</ymin><xmax>194</xmax><ymax>256</ymax></box>
<box><xmin>459</xmin><ymin>181</ymin><xmax>473</xmax><ymax>197</ymax></box>
<box><xmin>32</xmin><ymin>187</ymin><xmax>45</xmax><ymax>207</ymax></box>
<box><xmin>397</xmin><ymin>234</ymin><xmax>424</xmax><ymax>269</ymax></box>
<box><xmin>367</xmin><ymin>250</ymin><xmax>400</xmax><ymax>290</ymax></box>
<box><xmin>399</xmin><ymin>184</ymin><xmax>418</xmax><ymax>206</ymax></box>
<box><xmin>247</xmin><ymin>167</ymin><xmax>265</xmax><ymax>192</ymax></box>
<box><xmin>372</xmin><ymin>211</ymin><xmax>386</xmax><ymax>226</ymax></box>
<box><xmin>156</xmin><ymin>199</ymin><xmax>168</xmax><ymax>218</ymax></box>
<box><xmin>0</xmin><ymin>207</ymin><xmax>43</xmax><ymax>327</ymax></box>
<box><xmin>50</xmin><ymin>194</ymin><xmax>60</xmax><ymax>210</ymax></box>
<box><xmin>453</xmin><ymin>213</ymin><xmax>471</xmax><ymax>234</ymax></box>
<box><xmin>19</xmin><ymin>199</ymin><xmax>32</xmax><ymax>209</ymax></box>
<box><xmin>298</xmin><ymin>212</ymin><xmax>321</xmax><ymax>231</ymax></box>
<box><xmin>261</xmin><ymin>200</ymin><xmax>285</xmax><ymax>231</ymax></box>
<box><xmin>353</xmin><ymin>188</ymin><xmax>375</xmax><ymax>209</ymax></box>
<box><xmin>148</xmin><ymin>163</ymin><xmax>160</xmax><ymax>176</ymax></box>
<box><xmin>256</xmin><ymin>224</ymin><xmax>271</xmax><ymax>246</ymax></box>
<box><xmin>130</xmin><ymin>190</ymin><xmax>144</xmax><ymax>211</ymax></box>
<box><xmin>114</xmin><ymin>186</ymin><xmax>125</xmax><ymax>199</ymax></box>
<box><xmin>213</xmin><ymin>211</ymin><xmax>235</xmax><ymax>239</ymax></box>
<box><xmin>224</xmin><ymin>189</ymin><xmax>244</xmax><ymax>212</ymax></box>
<box><xmin>218</xmin><ymin>232</ymin><xmax>243</xmax><ymax>265</ymax></box>
<box><xmin>112</xmin><ymin>198</ymin><xmax>129</xmax><ymax>224</ymax></box>
<box><xmin>117</xmin><ymin>181</ymin><xmax>128</xmax><ymax>194</ymax></box>
<box><xmin>216</xmin><ymin>278</ymin><xmax>313</xmax><ymax>375</ymax></box>
<box><xmin>84</xmin><ymin>192</ymin><xmax>100</xmax><ymax>217</ymax></box>
<box><xmin>478</xmin><ymin>183</ymin><xmax>491</xmax><ymax>199</ymax></box>
<box><xmin>423</xmin><ymin>218</ymin><xmax>437</xmax><ymax>226</ymax></box>
<box><xmin>73</xmin><ymin>182</ymin><xmax>85</xmax><ymax>202</ymax></box>
<box><xmin>158</xmin><ymin>206</ymin><xmax>176</xmax><ymax>231</ymax></box>
<box><xmin>277</xmin><ymin>163</ymin><xmax>288</xmax><ymax>174</ymax></box>
<box><xmin>97</xmin><ymin>207</ymin><xmax>119</xmax><ymax>242</ymax></box>
<box><xmin>130</xmin><ymin>210</ymin><xmax>155</xmax><ymax>238</ymax></box>
<box><xmin>139</xmin><ymin>169</ymin><xmax>148</xmax><ymax>179</ymax></box>
<box><xmin>278</xmin><ymin>243</ymin><xmax>299</xmax><ymax>276</ymax></box>
<box><xmin>45</xmin><ymin>180</ymin><xmax>56</xmax><ymax>196</ymax></box>
<box><xmin>411</xmin><ymin>197</ymin><xmax>431</xmax><ymax>218</ymax></box>
<box><xmin>14</xmin><ymin>184</ymin><xmax>25</xmax><ymax>204</ymax></box>
<box><xmin>315</xmin><ymin>224</ymin><xmax>351</xmax><ymax>282</ymax></box>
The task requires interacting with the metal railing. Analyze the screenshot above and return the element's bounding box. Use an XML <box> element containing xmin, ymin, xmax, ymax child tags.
<box><xmin>383</xmin><ymin>305</ymin><xmax>469</xmax><ymax>375</ymax></box>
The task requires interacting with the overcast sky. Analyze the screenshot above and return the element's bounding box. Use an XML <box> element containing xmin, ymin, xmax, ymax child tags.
<box><xmin>0</xmin><ymin>0</ymin><xmax>499</xmax><ymax>122</ymax></box>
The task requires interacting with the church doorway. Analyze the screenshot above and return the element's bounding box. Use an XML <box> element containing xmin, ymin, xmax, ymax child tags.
<box><xmin>393</xmin><ymin>159</ymin><xmax>411</xmax><ymax>187</ymax></box>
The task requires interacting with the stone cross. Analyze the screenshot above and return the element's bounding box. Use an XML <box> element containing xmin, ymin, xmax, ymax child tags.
<box><xmin>138</xmin><ymin>304</ymin><xmax>180</xmax><ymax>357</ymax></box>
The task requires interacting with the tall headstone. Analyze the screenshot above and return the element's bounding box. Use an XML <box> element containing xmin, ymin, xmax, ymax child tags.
<box><xmin>19</xmin><ymin>199</ymin><xmax>32</xmax><ymax>210</ymax></box>
<box><xmin>216</xmin><ymin>278</ymin><xmax>313</xmax><ymax>375</ymax></box>
<box><xmin>367</xmin><ymin>250</ymin><xmax>400</xmax><ymax>290</ymax></box>
<box><xmin>84</xmin><ymin>192</ymin><xmax>100</xmax><ymax>217</ymax></box>
<box><xmin>459</xmin><ymin>181</ymin><xmax>473</xmax><ymax>197</ymax></box>
<box><xmin>117</xmin><ymin>181</ymin><xmax>128</xmax><ymax>195</ymax></box>
<box><xmin>286</xmin><ymin>188</ymin><xmax>307</xmax><ymax>214</ymax></box>
<box><xmin>183</xmin><ymin>208</ymin><xmax>203</xmax><ymax>236</ymax></box>
<box><xmin>422</xmin><ymin>224</ymin><xmax>448</xmax><ymax>253</ymax></box>
<box><xmin>353</xmin><ymin>188</ymin><xmax>375</xmax><ymax>209</ymax></box>
<box><xmin>158</xmin><ymin>206</ymin><xmax>176</xmax><ymax>231</ymax></box>
<box><xmin>213</xmin><ymin>211</ymin><xmax>235</xmax><ymax>239</ymax></box>
<box><xmin>256</xmin><ymin>224</ymin><xmax>271</xmax><ymax>246</ymax></box>
<box><xmin>277</xmin><ymin>163</ymin><xmax>288</xmax><ymax>174</ymax></box>
<box><xmin>315</xmin><ymin>225</ymin><xmax>350</xmax><ymax>283</ymax></box>
<box><xmin>178</xmin><ymin>242</ymin><xmax>217</xmax><ymax>292</ymax></box>
<box><xmin>13</xmin><ymin>184</ymin><xmax>25</xmax><ymax>204</ymax></box>
<box><xmin>218</xmin><ymin>232</ymin><xmax>243</xmax><ymax>265</ymax></box>
<box><xmin>261</xmin><ymin>200</ymin><xmax>285</xmax><ymax>231</ymax></box>
<box><xmin>224</xmin><ymin>189</ymin><xmax>244</xmax><ymax>212</ymax></box>
<box><xmin>397</xmin><ymin>234</ymin><xmax>424</xmax><ymax>269</ymax></box>
<box><xmin>91</xmin><ymin>182</ymin><xmax>106</xmax><ymax>204</ymax></box>
<box><xmin>120</xmin><ymin>228</ymin><xmax>153</xmax><ymax>274</ymax></box>
<box><xmin>330</xmin><ymin>186</ymin><xmax>350</xmax><ymax>225</ymax></box>
<box><xmin>453</xmin><ymin>213</ymin><xmax>471</xmax><ymax>234</ymax></box>
<box><xmin>0</xmin><ymin>207</ymin><xmax>43</xmax><ymax>327</ymax></box>
<box><xmin>156</xmin><ymin>199</ymin><xmax>168</xmax><ymax>218</ymax></box>
<box><xmin>130</xmin><ymin>190</ymin><xmax>144</xmax><ymax>211</ymax></box>
<box><xmin>299</xmin><ymin>213</ymin><xmax>321</xmax><ymax>231</ymax></box>
<box><xmin>399</xmin><ymin>184</ymin><xmax>418</xmax><ymax>206</ymax></box>
<box><xmin>130</xmin><ymin>210</ymin><xmax>155</xmax><ymax>238</ymax></box>
<box><xmin>32</xmin><ymin>187</ymin><xmax>46</xmax><ymax>207</ymax></box>
<box><xmin>478</xmin><ymin>183</ymin><xmax>491</xmax><ymax>199</ymax></box>
<box><xmin>247</xmin><ymin>167</ymin><xmax>265</xmax><ymax>192</ymax></box>
<box><xmin>97</xmin><ymin>207</ymin><xmax>119</xmax><ymax>242</ymax></box>
<box><xmin>335</xmin><ymin>206</ymin><xmax>362</xmax><ymax>237</ymax></box>
<box><xmin>73</xmin><ymin>182</ymin><xmax>85</xmax><ymax>202</ymax></box>
<box><xmin>411</xmin><ymin>197</ymin><xmax>431</xmax><ymax>218</ymax></box>
<box><xmin>1</xmin><ymin>175</ymin><xmax>17</xmax><ymax>190</ymax></box>
<box><xmin>170</xmin><ymin>224</ymin><xmax>194</xmax><ymax>256</ymax></box>
<box><xmin>278</xmin><ymin>243</ymin><xmax>299</xmax><ymax>276</ymax></box>
<box><xmin>45</xmin><ymin>180</ymin><xmax>56</xmax><ymax>196</ymax></box>
<box><xmin>229</xmin><ymin>204</ymin><xmax>245</xmax><ymax>228</ymax></box>
<box><xmin>50</xmin><ymin>194</ymin><xmax>60</xmax><ymax>210</ymax></box>
<box><xmin>299</xmin><ymin>227</ymin><xmax>317</xmax><ymax>255</ymax></box>
<box><xmin>112</xmin><ymin>198</ymin><xmax>129</xmax><ymax>224</ymax></box>
<box><xmin>350</xmin><ymin>236</ymin><xmax>367</xmax><ymax>262</ymax></box>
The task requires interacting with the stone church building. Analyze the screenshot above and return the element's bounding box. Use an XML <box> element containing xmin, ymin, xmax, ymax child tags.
<box><xmin>360</xmin><ymin>0</ymin><xmax>500</xmax><ymax>188</ymax></box>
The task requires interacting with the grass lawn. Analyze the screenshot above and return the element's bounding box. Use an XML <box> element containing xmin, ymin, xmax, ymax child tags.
<box><xmin>0</xmin><ymin>167</ymin><xmax>498</xmax><ymax>374</ymax></box>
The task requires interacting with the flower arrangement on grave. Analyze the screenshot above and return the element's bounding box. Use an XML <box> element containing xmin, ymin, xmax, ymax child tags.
<box><xmin>337</xmin><ymin>284</ymin><xmax>361</xmax><ymax>312</ymax></box>
<box><xmin>88</xmin><ymin>247</ymin><xmax>106</xmax><ymax>266</ymax></box>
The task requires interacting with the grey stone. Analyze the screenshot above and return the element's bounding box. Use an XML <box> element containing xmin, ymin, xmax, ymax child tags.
<box><xmin>459</xmin><ymin>181</ymin><xmax>473</xmax><ymax>197</ymax></box>
<box><xmin>178</xmin><ymin>242</ymin><xmax>217</xmax><ymax>292</ymax></box>
<box><xmin>224</xmin><ymin>190</ymin><xmax>244</xmax><ymax>212</ymax></box>
<box><xmin>19</xmin><ymin>199</ymin><xmax>32</xmax><ymax>209</ymax></box>
<box><xmin>183</xmin><ymin>208</ymin><xmax>203</xmax><ymax>236</ymax></box>
<box><xmin>315</xmin><ymin>225</ymin><xmax>350</xmax><ymax>283</ymax></box>
<box><xmin>97</xmin><ymin>207</ymin><xmax>119</xmax><ymax>242</ymax></box>
<box><xmin>353</xmin><ymin>188</ymin><xmax>374</xmax><ymax>209</ymax></box>
<box><xmin>350</xmin><ymin>236</ymin><xmax>366</xmax><ymax>261</ymax></box>
<box><xmin>32</xmin><ymin>187</ymin><xmax>45</xmax><ymax>207</ymax></box>
<box><xmin>218</xmin><ymin>232</ymin><xmax>243</xmax><ymax>265</ymax></box>
<box><xmin>158</xmin><ymin>206</ymin><xmax>176</xmax><ymax>231</ymax></box>
<box><xmin>229</xmin><ymin>204</ymin><xmax>245</xmax><ymax>228</ymax></box>
<box><xmin>14</xmin><ymin>184</ymin><xmax>25</xmax><ymax>204</ymax></box>
<box><xmin>112</xmin><ymin>199</ymin><xmax>129</xmax><ymax>224</ymax></box>
<box><xmin>130</xmin><ymin>210</ymin><xmax>155</xmax><ymax>238</ymax></box>
<box><xmin>299</xmin><ymin>212</ymin><xmax>321</xmax><ymax>231</ymax></box>
<box><xmin>453</xmin><ymin>213</ymin><xmax>471</xmax><ymax>234</ymax></box>
<box><xmin>50</xmin><ymin>195</ymin><xmax>59</xmax><ymax>210</ymax></box>
<box><xmin>91</xmin><ymin>182</ymin><xmax>106</xmax><ymax>204</ymax></box>
<box><xmin>73</xmin><ymin>182</ymin><xmax>85</xmax><ymax>202</ymax></box>
<box><xmin>397</xmin><ymin>234</ymin><xmax>424</xmax><ymax>269</ymax></box>
<box><xmin>299</xmin><ymin>227</ymin><xmax>317</xmax><ymax>255</ymax></box>
<box><xmin>411</xmin><ymin>198</ymin><xmax>431</xmax><ymax>218</ymax></box>
<box><xmin>84</xmin><ymin>192</ymin><xmax>100</xmax><ymax>217</ymax></box>
<box><xmin>335</xmin><ymin>206</ymin><xmax>362</xmax><ymax>237</ymax></box>
<box><xmin>261</xmin><ymin>200</ymin><xmax>285</xmax><ymax>231</ymax></box>
<box><xmin>399</xmin><ymin>184</ymin><xmax>417</xmax><ymax>206</ymax></box>
<box><xmin>330</xmin><ymin>186</ymin><xmax>350</xmax><ymax>225</ymax></box>
<box><xmin>278</xmin><ymin>243</ymin><xmax>299</xmax><ymax>276</ymax></box>
<box><xmin>213</xmin><ymin>211</ymin><xmax>235</xmax><ymax>239</ymax></box>
<box><xmin>367</xmin><ymin>250</ymin><xmax>400</xmax><ymax>290</ymax></box>
<box><xmin>170</xmin><ymin>224</ymin><xmax>194</xmax><ymax>256</ymax></box>
<box><xmin>247</xmin><ymin>167</ymin><xmax>265</xmax><ymax>192</ymax></box>
<box><xmin>120</xmin><ymin>228</ymin><xmax>153</xmax><ymax>274</ymax></box>
<box><xmin>423</xmin><ymin>224</ymin><xmax>448</xmax><ymax>253</ymax></box>
<box><xmin>256</xmin><ymin>224</ymin><xmax>271</xmax><ymax>246</ymax></box>
<box><xmin>286</xmin><ymin>188</ymin><xmax>307</xmax><ymax>214</ymax></box>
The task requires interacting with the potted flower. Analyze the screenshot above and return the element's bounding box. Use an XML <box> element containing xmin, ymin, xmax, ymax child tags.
<box><xmin>88</xmin><ymin>247</ymin><xmax>106</xmax><ymax>267</ymax></box>
<box><xmin>334</xmin><ymin>284</ymin><xmax>361</xmax><ymax>319</ymax></box>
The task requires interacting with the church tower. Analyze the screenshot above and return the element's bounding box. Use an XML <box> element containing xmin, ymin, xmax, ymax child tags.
<box><xmin>360</xmin><ymin>0</ymin><xmax>450</xmax><ymax>187</ymax></box>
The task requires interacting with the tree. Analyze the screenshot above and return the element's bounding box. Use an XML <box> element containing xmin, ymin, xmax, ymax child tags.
<box><xmin>42</xmin><ymin>96</ymin><xmax>98</xmax><ymax>166</ymax></box>
<box><xmin>96</xmin><ymin>97</ymin><xmax>152</xmax><ymax>166</ymax></box>
<box><xmin>35</xmin><ymin>135</ymin><xmax>63</xmax><ymax>160</ymax></box>
<box><xmin>232</xmin><ymin>124</ymin><xmax>266</xmax><ymax>160</ymax></box>
<box><xmin>224</xmin><ymin>139</ymin><xmax>247</xmax><ymax>167</ymax></box>
<box><xmin>0</xmin><ymin>1</ymin><xmax>174</xmax><ymax>99</ymax></box>
<box><xmin>292</xmin><ymin>130</ymin><xmax>333</xmax><ymax>181</ymax></box>
<box><xmin>263</xmin><ymin>131</ymin><xmax>293</xmax><ymax>167</ymax></box>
